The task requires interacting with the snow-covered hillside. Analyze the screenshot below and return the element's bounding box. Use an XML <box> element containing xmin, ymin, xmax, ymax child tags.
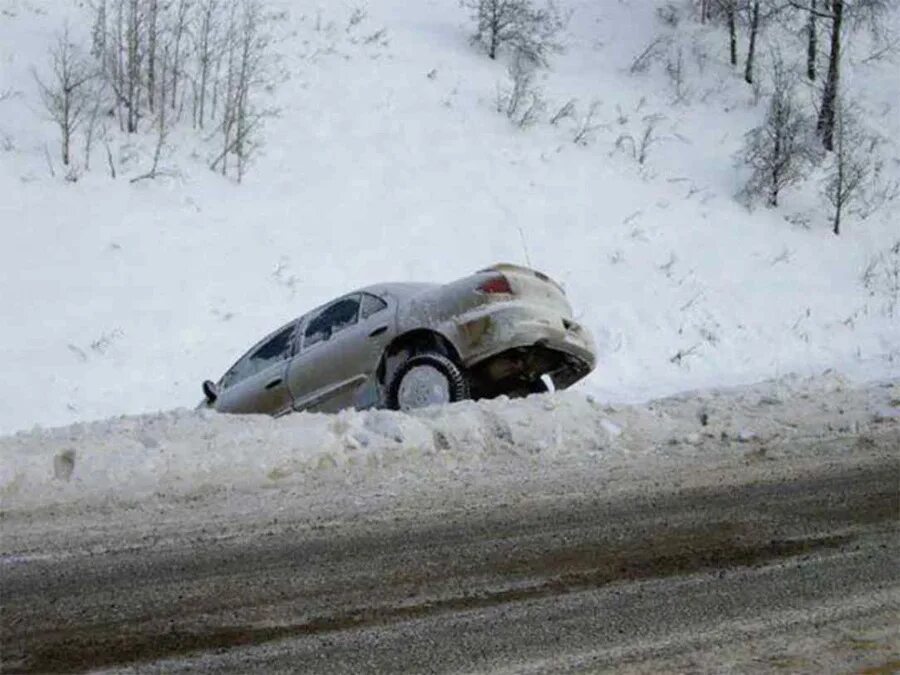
<box><xmin>1</xmin><ymin>0</ymin><xmax>898</xmax><ymax>433</ymax></box>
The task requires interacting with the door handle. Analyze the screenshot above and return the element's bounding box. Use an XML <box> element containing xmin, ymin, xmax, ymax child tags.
<box><xmin>368</xmin><ymin>326</ymin><xmax>388</xmax><ymax>338</ymax></box>
<box><xmin>265</xmin><ymin>378</ymin><xmax>283</xmax><ymax>390</ymax></box>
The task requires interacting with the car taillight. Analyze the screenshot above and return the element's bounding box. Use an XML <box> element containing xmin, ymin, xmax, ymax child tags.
<box><xmin>477</xmin><ymin>275</ymin><xmax>513</xmax><ymax>295</ymax></box>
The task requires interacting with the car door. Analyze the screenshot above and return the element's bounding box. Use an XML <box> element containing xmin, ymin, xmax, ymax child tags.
<box><xmin>215</xmin><ymin>320</ymin><xmax>299</xmax><ymax>416</ymax></box>
<box><xmin>287</xmin><ymin>292</ymin><xmax>395</xmax><ymax>413</ymax></box>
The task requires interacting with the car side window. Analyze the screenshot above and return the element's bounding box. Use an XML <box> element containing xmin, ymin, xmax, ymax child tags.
<box><xmin>360</xmin><ymin>293</ymin><xmax>388</xmax><ymax>320</ymax></box>
<box><xmin>220</xmin><ymin>322</ymin><xmax>296</xmax><ymax>389</ymax></box>
<box><xmin>303</xmin><ymin>295</ymin><xmax>361</xmax><ymax>349</ymax></box>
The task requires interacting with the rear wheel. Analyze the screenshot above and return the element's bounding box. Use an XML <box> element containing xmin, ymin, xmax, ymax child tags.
<box><xmin>504</xmin><ymin>376</ymin><xmax>551</xmax><ymax>399</ymax></box>
<box><xmin>528</xmin><ymin>377</ymin><xmax>551</xmax><ymax>395</ymax></box>
<box><xmin>387</xmin><ymin>352</ymin><xmax>469</xmax><ymax>411</ymax></box>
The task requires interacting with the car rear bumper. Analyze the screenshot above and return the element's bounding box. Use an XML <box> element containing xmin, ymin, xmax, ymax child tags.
<box><xmin>457</xmin><ymin>306</ymin><xmax>596</xmax><ymax>384</ymax></box>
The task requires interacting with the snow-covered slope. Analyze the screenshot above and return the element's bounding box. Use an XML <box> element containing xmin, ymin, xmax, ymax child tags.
<box><xmin>1</xmin><ymin>0</ymin><xmax>898</xmax><ymax>433</ymax></box>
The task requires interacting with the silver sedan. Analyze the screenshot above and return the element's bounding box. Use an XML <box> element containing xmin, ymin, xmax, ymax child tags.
<box><xmin>201</xmin><ymin>264</ymin><xmax>596</xmax><ymax>414</ymax></box>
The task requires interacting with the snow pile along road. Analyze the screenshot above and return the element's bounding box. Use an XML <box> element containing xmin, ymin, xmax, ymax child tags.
<box><xmin>2</xmin><ymin>374</ymin><xmax>897</xmax><ymax>512</ymax></box>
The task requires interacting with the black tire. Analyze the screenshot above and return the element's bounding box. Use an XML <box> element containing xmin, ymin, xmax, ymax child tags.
<box><xmin>506</xmin><ymin>376</ymin><xmax>550</xmax><ymax>399</ymax></box>
<box><xmin>528</xmin><ymin>377</ymin><xmax>550</xmax><ymax>394</ymax></box>
<box><xmin>386</xmin><ymin>352</ymin><xmax>469</xmax><ymax>411</ymax></box>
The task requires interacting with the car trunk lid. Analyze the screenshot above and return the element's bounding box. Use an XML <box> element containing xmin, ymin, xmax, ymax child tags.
<box><xmin>477</xmin><ymin>263</ymin><xmax>573</xmax><ymax>318</ymax></box>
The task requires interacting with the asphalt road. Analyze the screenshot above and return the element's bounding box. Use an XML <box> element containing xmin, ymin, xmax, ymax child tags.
<box><xmin>2</xmin><ymin>441</ymin><xmax>898</xmax><ymax>674</ymax></box>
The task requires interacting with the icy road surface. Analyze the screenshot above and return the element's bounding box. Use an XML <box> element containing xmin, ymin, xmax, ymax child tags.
<box><xmin>1</xmin><ymin>375</ymin><xmax>898</xmax><ymax>673</ymax></box>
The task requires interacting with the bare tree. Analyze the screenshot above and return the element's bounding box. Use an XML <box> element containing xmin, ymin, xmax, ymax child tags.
<box><xmin>462</xmin><ymin>0</ymin><xmax>566</xmax><ymax>66</ymax></box>
<box><xmin>724</xmin><ymin>0</ymin><xmax>738</xmax><ymax>67</ymax></box>
<box><xmin>145</xmin><ymin>0</ymin><xmax>159</xmax><ymax>112</ymax></box>
<box><xmin>132</xmin><ymin>46</ymin><xmax>169</xmax><ymax>182</ymax></box>
<box><xmin>102</xmin><ymin>123</ymin><xmax>117</xmax><ymax>178</ymax></box>
<box><xmin>792</xmin><ymin>0</ymin><xmax>889</xmax><ymax>150</ymax></box>
<box><xmin>88</xmin><ymin>0</ymin><xmax>143</xmax><ymax>132</ymax></box>
<box><xmin>125</xmin><ymin>0</ymin><xmax>143</xmax><ymax>133</ymax></box>
<box><xmin>743</xmin><ymin>0</ymin><xmax>794</xmax><ymax>85</ymax></box>
<box><xmin>194</xmin><ymin>0</ymin><xmax>221</xmax><ymax>128</ymax></box>
<box><xmin>211</xmin><ymin>0</ymin><xmax>271</xmax><ymax>181</ymax></box>
<box><xmin>34</xmin><ymin>28</ymin><xmax>95</xmax><ymax>167</ymax></box>
<box><xmin>739</xmin><ymin>57</ymin><xmax>812</xmax><ymax>207</ymax></box>
<box><xmin>818</xmin><ymin>0</ymin><xmax>842</xmax><ymax>150</ymax></box>
<box><xmin>692</xmin><ymin>1</ymin><xmax>738</xmax><ymax>67</ymax></box>
<box><xmin>90</xmin><ymin>0</ymin><xmax>108</xmax><ymax>59</ymax></box>
<box><xmin>821</xmin><ymin>103</ymin><xmax>869</xmax><ymax>234</ymax></box>
<box><xmin>82</xmin><ymin>79</ymin><xmax>108</xmax><ymax>171</ymax></box>
<box><xmin>168</xmin><ymin>0</ymin><xmax>192</xmax><ymax>114</ymax></box>
<box><xmin>744</xmin><ymin>0</ymin><xmax>760</xmax><ymax>83</ymax></box>
<box><xmin>77</xmin><ymin>0</ymin><xmax>278</xmax><ymax>179</ymax></box>
<box><xmin>629</xmin><ymin>35</ymin><xmax>671</xmax><ymax>75</ymax></box>
<box><xmin>806</xmin><ymin>0</ymin><xmax>818</xmax><ymax>80</ymax></box>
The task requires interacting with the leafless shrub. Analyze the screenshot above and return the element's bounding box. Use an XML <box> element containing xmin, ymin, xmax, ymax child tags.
<box><xmin>614</xmin><ymin>114</ymin><xmax>664</xmax><ymax>165</ymax></box>
<box><xmin>629</xmin><ymin>35</ymin><xmax>670</xmax><ymax>74</ymax></box>
<box><xmin>784</xmin><ymin>211</ymin><xmax>813</xmax><ymax>230</ymax></box>
<box><xmin>363</xmin><ymin>28</ymin><xmax>389</xmax><ymax>47</ymax></box>
<box><xmin>42</xmin><ymin>143</ymin><xmax>56</xmax><ymax>177</ymax></box>
<box><xmin>680</xmin><ymin>291</ymin><xmax>704</xmax><ymax>312</ymax></box>
<box><xmin>462</xmin><ymin>0</ymin><xmax>566</xmax><ymax>66</ymax></box>
<box><xmin>748</xmin><ymin>67</ymin><xmax>764</xmax><ymax>106</ymax></box>
<box><xmin>656</xmin><ymin>2</ymin><xmax>681</xmax><ymax>27</ymax></box>
<box><xmin>770</xmin><ymin>247</ymin><xmax>793</xmax><ymax>265</ymax></box>
<box><xmin>860</xmin><ymin>256</ymin><xmax>879</xmax><ymax>289</ymax></box>
<box><xmin>691</xmin><ymin>41</ymin><xmax>709</xmax><ymax>74</ymax></box>
<box><xmin>496</xmin><ymin>54</ymin><xmax>546</xmax><ymax>128</ymax></box>
<box><xmin>572</xmin><ymin>100</ymin><xmax>603</xmax><ymax>146</ymax></box>
<box><xmin>665</xmin><ymin>46</ymin><xmax>690</xmax><ymax>104</ymax></box>
<box><xmin>549</xmin><ymin>98</ymin><xmax>576</xmax><ymax>126</ymax></box>
<box><xmin>657</xmin><ymin>252</ymin><xmax>677</xmax><ymax>278</ymax></box>
<box><xmin>670</xmin><ymin>343</ymin><xmax>701</xmax><ymax>366</ymax></box>
<box><xmin>0</xmin><ymin>89</ymin><xmax>16</xmax><ymax>152</ymax></box>
<box><xmin>347</xmin><ymin>6</ymin><xmax>366</xmax><ymax>32</ymax></box>
<box><xmin>861</xmin><ymin>240</ymin><xmax>900</xmax><ymax>318</ymax></box>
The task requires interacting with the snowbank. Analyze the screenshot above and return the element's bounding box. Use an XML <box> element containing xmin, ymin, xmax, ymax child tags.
<box><xmin>2</xmin><ymin>375</ymin><xmax>897</xmax><ymax>511</ymax></box>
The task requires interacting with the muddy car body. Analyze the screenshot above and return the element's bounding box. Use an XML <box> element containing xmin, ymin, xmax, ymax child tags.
<box><xmin>201</xmin><ymin>264</ymin><xmax>596</xmax><ymax>415</ymax></box>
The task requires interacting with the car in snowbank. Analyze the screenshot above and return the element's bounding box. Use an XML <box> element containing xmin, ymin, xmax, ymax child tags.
<box><xmin>200</xmin><ymin>264</ymin><xmax>596</xmax><ymax>415</ymax></box>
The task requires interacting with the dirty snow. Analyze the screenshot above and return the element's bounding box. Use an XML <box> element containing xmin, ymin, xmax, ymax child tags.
<box><xmin>2</xmin><ymin>374</ymin><xmax>897</xmax><ymax>512</ymax></box>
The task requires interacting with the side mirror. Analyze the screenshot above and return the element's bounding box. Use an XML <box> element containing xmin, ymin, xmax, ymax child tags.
<box><xmin>202</xmin><ymin>380</ymin><xmax>218</xmax><ymax>404</ymax></box>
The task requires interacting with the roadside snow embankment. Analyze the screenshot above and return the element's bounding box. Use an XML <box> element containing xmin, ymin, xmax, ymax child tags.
<box><xmin>1</xmin><ymin>374</ymin><xmax>897</xmax><ymax>512</ymax></box>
